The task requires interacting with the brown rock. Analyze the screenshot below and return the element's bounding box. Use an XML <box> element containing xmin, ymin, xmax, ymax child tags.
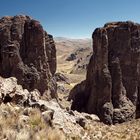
<box><xmin>70</xmin><ymin>21</ymin><xmax>140</xmax><ymax>124</ymax></box>
<box><xmin>69</xmin><ymin>80</ymin><xmax>86</xmax><ymax>112</ymax></box>
<box><xmin>0</xmin><ymin>15</ymin><xmax>57</xmax><ymax>98</ymax></box>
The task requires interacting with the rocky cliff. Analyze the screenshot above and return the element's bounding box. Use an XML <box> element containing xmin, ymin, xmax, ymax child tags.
<box><xmin>70</xmin><ymin>21</ymin><xmax>140</xmax><ymax>124</ymax></box>
<box><xmin>0</xmin><ymin>15</ymin><xmax>57</xmax><ymax>98</ymax></box>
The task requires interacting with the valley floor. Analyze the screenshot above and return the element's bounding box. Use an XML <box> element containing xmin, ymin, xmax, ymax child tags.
<box><xmin>55</xmin><ymin>38</ymin><xmax>140</xmax><ymax>140</ymax></box>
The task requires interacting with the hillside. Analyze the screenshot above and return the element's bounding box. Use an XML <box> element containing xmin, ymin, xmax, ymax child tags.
<box><xmin>0</xmin><ymin>15</ymin><xmax>140</xmax><ymax>140</ymax></box>
<box><xmin>54</xmin><ymin>37</ymin><xmax>92</xmax><ymax>106</ymax></box>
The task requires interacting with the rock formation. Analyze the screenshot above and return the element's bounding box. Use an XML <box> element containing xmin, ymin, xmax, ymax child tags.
<box><xmin>69</xmin><ymin>47</ymin><xmax>92</xmax><ymax>74</ymax></box>
<box><xmin>0</xmin><ymin>15</ymin><xmax>57</xmax><ymax>98</ymax></box>
<box><xmin>0</xmin><ymin>76</ymin><xmax>100</xmax><ymax>139</ymax></box>
<box><xmin>70</xmin><ymin>21</ymin><xmax>140</xmax><ymax>124</ymax></box>
<box><xmin>0</xmin><ymin>76</ymin><xmax>40</xmax><ymax>105</ymax></box>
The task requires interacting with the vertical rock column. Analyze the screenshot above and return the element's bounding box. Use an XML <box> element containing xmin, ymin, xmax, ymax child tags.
<box><xmin>0</xmin><ymin>15</ymin><xmax>57</xmax><ymax>98</ymax></box>
<box><xmin>71</xmin><ymin>21</ymin><xmax>140</xmax><ymax>124</ymax></box>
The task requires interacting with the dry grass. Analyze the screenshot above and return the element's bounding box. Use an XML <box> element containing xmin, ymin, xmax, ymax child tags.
<box><xmin>84</xmin><ymin>119</ymin><xmax>140</xmax><ymax>140</ymax></box>
<box><xmin>0</xmin><ymin>103</ymin><xmax>140</xmax><ymax>140</ymax></box>
<box><xmin>0</xmin><ymin>103</ymin><xmax>65</xmax><ymax>140</ymax></box>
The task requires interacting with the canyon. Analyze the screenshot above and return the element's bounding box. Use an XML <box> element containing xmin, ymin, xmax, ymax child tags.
<box><xmin>0</xmin><ymin>15</ymin><xmax>140</xmax><ymax>139</ymax></box>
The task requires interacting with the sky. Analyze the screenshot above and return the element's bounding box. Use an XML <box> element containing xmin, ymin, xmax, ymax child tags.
<box><xmin>0</xmin><ymin>0</ymin><xmax>140</xmax><ymax>38</ymax></box>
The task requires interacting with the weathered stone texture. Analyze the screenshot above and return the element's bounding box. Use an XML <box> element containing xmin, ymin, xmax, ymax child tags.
<box><xmin>70</xmin><ymin>21</ymin><xmax>140</xmax><ymax>124</ymax></box>
<box><xmin>0</xmin><ymin>15</ymin><xmax>57</xmax><ymax>98</ymax></box>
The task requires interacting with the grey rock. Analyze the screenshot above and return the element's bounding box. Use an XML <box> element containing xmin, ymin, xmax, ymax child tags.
<box><xmin>42</xmin><ymin>110</ymin><xmax>54</xmax><ymax>126</ymax></box>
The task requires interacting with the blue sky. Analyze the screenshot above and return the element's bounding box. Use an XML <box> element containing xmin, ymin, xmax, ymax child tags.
<box><xmin>0</xmin><ymin>0</ymin><xmax>140</xmax><ymax>38</ymax></box>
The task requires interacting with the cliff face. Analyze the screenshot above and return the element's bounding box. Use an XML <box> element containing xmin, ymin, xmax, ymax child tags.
<box><xmin>0</xmin><ymin>15</ymin><xmax>57</xmax><ymax>98</ymax></box>
<box><xmin>71</xmin><ymin>21</ymin><xmax>140</xmax><ymax>124</ymax></box>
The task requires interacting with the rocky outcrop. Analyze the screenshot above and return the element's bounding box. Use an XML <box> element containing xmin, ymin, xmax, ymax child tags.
<box><xmin>66</xmin><ymin>53</ymin><xmax>77</xmax><ymax>61</ymax></box>
<box><xmin>0</xmin><ymin>76</ymin><xmax>41</xmax><ymax>106</ymax></box>
<box><xmin>55</xmin><ymin>72</ymin><xmax>70</xmax><ymax>85</ymax></box>
<box><xmin>66</xmin><ymin>47</ymin><xmax>92</xmax><ymax>74</ymax></box>
<box><xmin>69</xmin><ymin>80</ymin><xmax>86</xmax><ymax>111</ymax></box>
<box><xmin>0</xmin><ymin>76</ymin><xmax>100</xmax><ymax>139</ymax></box>
<box><xmin>70</xmin><ymin>21</ymin><xmax>140</xmax><ymax>124</ymax></box>
<box><xmin>0</xmin><ymin>15</ymin><xmax>57</xmax><ymax>98</ymax></box>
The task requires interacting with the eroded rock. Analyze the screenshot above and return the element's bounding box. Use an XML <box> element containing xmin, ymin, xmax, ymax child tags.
<box><xmin>0</xmin><ymin>76</ymin><xmax>100</xmax><ymax>138</ymax></box>
<box><xmin>70</xmin><ymin>21</ymin><xmax>140</xmax><ymax>124</ymax></box>
<box><xmin>42</xmin><ymin>110</ymin><xmax>54</xmax><ymax>126</ymax></box>
<box><xmin>55</xmin><ymin>72</ymin><xmax>70</xmax><ymax>84</ymax></box>
<box><xmin>0</xmin><ymin>15</ymin><xmax>57</xmax><ymax>98</ymax></box>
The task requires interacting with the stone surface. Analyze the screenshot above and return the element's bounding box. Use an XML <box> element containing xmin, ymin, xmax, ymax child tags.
<box><xmin>0</xmin><ymin>76</ymin><xmax>43</xmax><ymax>106</ymax></box>
<box><xmin>0</xmin><ymin>15</ymin><xmax>57</xmax><ymax>97</ymax></box>
<box><xmin>70</xmin><ymin>48</ymin><xmax>92</xmax><ymax>74</ymax></box>
<box><xmin>0</xmin><ymin>77</ymin><xmax>29</xmax><ymax>105</ymax></box>
<box><xmin>42</xmin><ymin>110</ymin><xmax>54</xmax><ymax>126</ymax></box>
<box><xmin>76</xmin><ymin>117</ymin><xmax>87</xmax><ymax>128</ymax></box>
<box><xmin>66</xmin><ymin>53</ymin><xmax>76</xmax><ymax>61</ymax></box>
<box><xmin>69</xmin><ymin>80</ymin><xmax>86</xmax><ymax>112</ymax></box>
<box><xmin>70</xmin><ymin>21</ymin><xmax>140</xmax><ymax>124</ymax></box>
<box><xmin>55</xmin><ymin>72</ymin><xmax>70</xmax><ymax>84</ymax></box>
<box><xmin>0</xmin><ymin>76</ymin><xmax>100</xmax><ymax>139</ymax></box>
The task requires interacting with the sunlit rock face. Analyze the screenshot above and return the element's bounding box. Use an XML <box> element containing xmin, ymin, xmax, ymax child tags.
<box><xmin>0</xmin><ymin>15</ymin><xmax>57</xmax><ymax>98</ymax></box>
<box><xmin>70</xmin><ymin>21</ymin><xmax>140</xmax><ymax>124</ymax></box>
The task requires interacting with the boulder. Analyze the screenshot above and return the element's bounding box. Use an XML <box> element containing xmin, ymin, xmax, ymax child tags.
<box><xmin>70</xmin><ymin>21</ymin><xmax>140</xmax><ymax>124</ymax></box>
<box><xmin>0</xmin><ymin>15</ymin><xmax>57</xmax><ymax>98</ymax></box>
<box><xmin>76</xmin><ymin>117</ymin><xmax>87</xmax><ymax>128</ymax></box>
<box><xmin>55</xmin><ymin>72</ymin><xmax>70</xmax><ymax>84</ymax></box>
<box><xmin>0</xmin><ymin>77</ymin><xmax>29</xmax><ymax>105</ymax></box>
<box><xmin>42</xmin><ymin>110</ymin><xmax>54</xmax><ymax>126</ymax></box>
<box><xmin>66</xmin><ymin>53</ymin><xmax>76</xmax><ymax>61</ymax></box>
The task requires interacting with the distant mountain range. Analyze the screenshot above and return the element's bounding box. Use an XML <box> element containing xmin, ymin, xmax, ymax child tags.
<box><xmin>55</xmin><ymin>37</ymin><xmax>92</xmax><ymax>75</ymax></box>
<box><xmin>54</xmin><ymin>37</ymin><xmax>92</xmax><ymax>54</ymax></box>
<box><xmin>54</xmin><ymin>37</ymin><xmax>91</xmax><ymax>42</ymax></box>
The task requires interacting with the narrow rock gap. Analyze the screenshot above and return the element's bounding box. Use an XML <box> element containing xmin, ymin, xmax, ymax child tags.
<box><xmin>0</xmin><ymin>44</ymin><xmax>2</xmax><ymax>64</ymax></box>
<box><xmin>136</xmin><ymin>86</ymin><xmax>140</xmax><ymax>118</ymax></box>
<box><xmin>3</xmin><ymin>95</ymin><xmax>12</xmax><ymax>103</ymax></box>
